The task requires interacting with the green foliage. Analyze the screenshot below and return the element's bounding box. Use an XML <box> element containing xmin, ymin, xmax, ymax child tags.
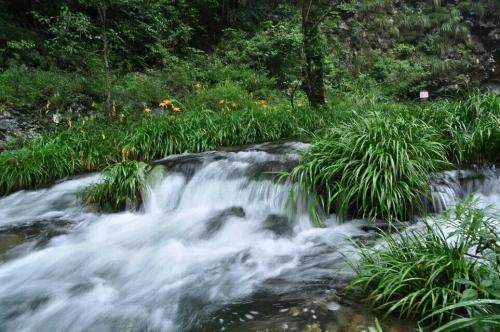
<box><xmin>184</xmin><ymin>80</ymin><xmax>258</xmax><ymax>113</ymax></box>
<box><xmin>78</xmin><ymin>161</ymin><xmax>149</xmax><ymax>211</ymax></box>
<box><xmin>416</xmin><ymin>92</ymin><xmax>500</xmax><ymax>165</ymax></box>
<box><xmin>112</xmin><ymin>71</ymin><xmax>170</xmax><ymax>104</ymax></box>
<box><xmin>0</xmin><ymin>104</ymin><xmax>336</xmax><ymax>196</ymax></box>
<box><xmin>217</xmin><ymin>19</ymin><xmax>302</xmax><ymax>87</ymax></box>
<box><xmin>0</xmin><ymin>67</ymin><xmax>89</xmax><ymax>104</ymax></box>
<box><xmin>350</xmin><ymin>197</ymin><xmax>500</xmax><ymax>329</ymax></box>
<box><xmin>289</xmin><ymin>109</ymin><xmax>448</xmax><ymax>221</ymax></box>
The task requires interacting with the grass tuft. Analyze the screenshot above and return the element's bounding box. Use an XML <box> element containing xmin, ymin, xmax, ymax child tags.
<box><xmin>78</xmin><ymin>161</ymin><xmax>149</xmax><ymax>212</ymax></box>
<box><xmin>288</xmin><ymin>111</ymin><xmax>448</xmax><ymax>221</ymax></box>
<box><xmin>349</xmin><ymin>197</ymin><xmax>500</xmax><ymax>329</ymax></box>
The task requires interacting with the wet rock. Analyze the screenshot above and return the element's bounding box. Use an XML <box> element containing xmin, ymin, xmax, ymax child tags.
<box><xmin>289</xmin><ymin>307</ymin><xmax>301</xmax><ymax>317</ymax></box>
<box><xmin>203</xmin><ymin>207</ymin><xmax>246</xmax><ymax>238</ymax></box>
<box><xmin>326</xmin><ymin>302</ymin><xmax>341</xmax><ymax>311</ymax></box>
<box><xmin>0</xmin><ymin>233</ymin><xmax>23</xmax><ymax>256</ymax></box>
<box><xmin>263</xmin><ymin>214</ymin><xmax>293</xmax><ymax>237</ymax></box>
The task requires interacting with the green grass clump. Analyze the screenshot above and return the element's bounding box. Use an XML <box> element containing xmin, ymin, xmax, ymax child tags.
<box><xmin>0</xmin><ymin>104</ymin><xmax>336</xmax><ymax>196</ymax></box>
<box><xmin>417</xmin><ymin>92</ymin><xmax>500</xmax><ymax>165</ymax></box>
<box><xmin>350</xmin><ymin>197</ymin><xmax>500</xmax><ymax>330</ymax></box>
<box><xmin>289</xmin><ymin>111</ymin><xmax>448</xmax><ymax>221</ymax></box>
<box><xmin>78</xmin><ymin>161</ymin><xmax>149</xmax><ymax>212</ymax></box>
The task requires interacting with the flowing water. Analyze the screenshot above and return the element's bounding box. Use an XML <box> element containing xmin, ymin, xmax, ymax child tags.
<box><xmin>0</xmin><ymin>143</ymin><xmax>498</xmax><ymax>332</ymax></box>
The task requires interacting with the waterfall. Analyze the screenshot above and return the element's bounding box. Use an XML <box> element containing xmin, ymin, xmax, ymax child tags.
<box><xmin>0</xmin><ymin>142</ymin><xmax>367</xmax><ymax>332</ymax></box>
<box><xmin>431</xmin><ymin>166</ymin><xmax>500</xmax><ymax>212</ymax></box>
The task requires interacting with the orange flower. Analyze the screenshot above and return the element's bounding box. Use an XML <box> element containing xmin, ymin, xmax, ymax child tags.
<box><xmin>144</xmin><ymin>107</ymin><xmax>152</xmax><ymax>113</ymax></box>
<box><xmin>218</xmin><ymin>99</ymin><xmax>225</xmax><ymax>105</ymax></box>
<box><xmin>172</xmin><ymin>107</ymin><xmax>181</xmax><ymax>113</ymax></box>
<box><xmin>194</xmin><ymin>82</ymin><xmax>202</xmax><ymax>90</ymax></box>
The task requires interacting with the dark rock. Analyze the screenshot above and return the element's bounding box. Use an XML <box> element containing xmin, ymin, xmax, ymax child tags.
<box><xmin>262</xmin><ymin>214</ymin><xmax>293</xmax><ymax>237</ymax></box>
<box><xmin>203</xmin><ymin>207</ymin><xmax>246</xmax><ymax>238</ymax></box>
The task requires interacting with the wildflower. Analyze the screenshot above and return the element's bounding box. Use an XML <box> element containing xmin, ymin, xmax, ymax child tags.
<box><xmin>231</xmin><ymin>103</ymin><xmax>238</xmax><ymax>108</ymax></box>
<box><xmin>218</xmin><ymin>99</ymin><xmax>225</xmax><ymax>105</ymax></box>
<box><xmin>112</xmin><ymin>105</ymin><xmax>117</xmax><ymax>116</ymax></box>
<box><xmin>159</xmin><ymin>99</ymin><xmax>172</xmax><ymax>108</ymax></box>
<box><xmin>101</xmin><ymin>133</ymin><xmax>106</xmax><ymax>140</ymax></box>
<box><xmin>119</xmin><ymin>113</ymin><xmax>125</xmax><ymax>122</ymax></box>
<box><xmin>193</xmin><ymin>82</ymin><xmax>202</xmax><ymax>90</ymax></box>
<box><xmin>45</xmin><ymin>100</ymin><xmax>51</xmax><ymax>110</ymax></box>
<box><xmin>172</xmin><ymin>107</ymin><xmax>181</xmax><ymax>113</ymax></box>
<box><xmin>297</xmin><ymin>102</ymin><xmax>304</xmax><ymax>108</ymax></box>
<box><xmin>144</xmin><ymin>107</ymin><xmax>152</xmax><ymax>113</ymax></box>
<box><xmin>257</xmin><ymin>100</ymin><xmax>268</xmax><ymax>107</ymax></box>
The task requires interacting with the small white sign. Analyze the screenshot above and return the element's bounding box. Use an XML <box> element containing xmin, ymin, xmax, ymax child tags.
<box><xmin>420</xmin><ymin>90</ymin><xmax>429</xmax><ymax>99</ymax></box>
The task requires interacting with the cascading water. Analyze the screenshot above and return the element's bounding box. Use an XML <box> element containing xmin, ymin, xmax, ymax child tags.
<box><xmin>0</xmin><ymin>142</ymin><xmax>498</xmax><ymax>332</ymax></box>
<box><xmin>431</xmin><ymin>166</ymin><xmax>500</xmax><ymax>212</ymax></box>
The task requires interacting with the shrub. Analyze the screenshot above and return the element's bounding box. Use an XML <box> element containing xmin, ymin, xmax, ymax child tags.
<box><xmin>183</xmin><ymin>80</ymin><xmax>259</xmax><ymax>112</ymax></box>
<box><xmin>78</xmin><ymin>161</ymin><xmax>149</xmax><ymax>212</ymax></box>
<box><xmin>416</xmin><ymin>92</ymin><xmax>500</xmax><ymax>165</ymax></box>
<box><xmin>0</xmin><ymin>67</ymin><xmax>86</xmax><ymax>104</ymax></box>
<box><xmin>349</xmin><ymin>197</ymin><xmax>500</xmax><ymax>329</ymax></box>
<box><xmin>113</xmin><ymin>71</ymin><xmax>170</xmax><ymax>105</ymax></box>
<box><xmin>289</xmin><ymin>111</ymin><xmax>448</xmax><ymax>221</ymax></box>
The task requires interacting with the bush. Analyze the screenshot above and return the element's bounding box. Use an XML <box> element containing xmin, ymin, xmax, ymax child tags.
<box><xmin>416</xmin><ymin>92</ymin><xmax>500</xmax><ymax>165</ymax></box>
<box><xmin>78</xmin><ymin>161</ymin><xmax>149</xmax><ymax>212</ymax></box>
<box><xmin>183</xmin><ymin>80</ymin><xmax>259</xmax><ymax>112</ymax></box>
<box><xmin>113</xmin><ymin>71</ymin><xmax>170</xmax><ymax>105</ymax></box>
<box><xmin>0</xmin><ymin>67</ymin><xmax>87</xmax><ymax>104</ymax></box>
<box><xmin>349</xmin><ymin>197</ymin><xmax>500</xmax><ymax>329</ymax></box>
<box><xmin>289</xmin><ymin>110</ymin><xmax>448</xmax><ymax>221</ymax></box>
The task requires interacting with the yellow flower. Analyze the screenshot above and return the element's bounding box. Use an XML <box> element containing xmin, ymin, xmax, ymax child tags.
<box><xmin>231</xmin><ymin>103</ymin><xmax>238</xmax><ymax>108</ymax></box>
<box><xmin>172</xmin><ymin>107</ymin><xmax>181</xmax><ymax>113</ymax></box>
<box><xmin>144</xmin><ymin>107</ymin><xmax>152</xmax><ymax>113</ymax></box>
<box><xmin>218</xmin><ymin>99</ymin><xmax>225</xmax><ymax>105</ymax></box>
<box><xmin>297</xmin><ymin>102</ymin><xmax>304</xmax><ymax>108</ymax></box>
<box><xmin>159</xmin><ymin>99</ymin><xmax>172</xmax><ymax>108</ymax></box>
<box><xmin>257</xmin><ymin>100</ymin><xmax>268</xmax><ymax>108</ymax></box>
<box><xmin>193</xmin><ymin>82</ymin><xmax>202</xmax><ymax>90</ymax></box>
<box><xmin>45</xmin><ymin>100</ymin><xmax>51</xmax><ymax>110</ymax></box>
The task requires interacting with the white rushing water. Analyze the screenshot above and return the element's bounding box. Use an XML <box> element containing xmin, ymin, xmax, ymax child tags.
<box><xmin>0</xmin><ymin>143</ymin><xmax>368</xmax><ymax>332</ymax></box>
<box><xmin>0</xmin><ymin>143</ymin><xmax>498</xmax><ymax>332</ymax></box>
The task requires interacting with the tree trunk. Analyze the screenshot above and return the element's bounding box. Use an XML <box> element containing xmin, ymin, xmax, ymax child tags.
<box><xmin>98</xmin><ymin>2</ymin><xmax>113</xmax><ymax>116</ymax></box>
<box><xmin>302</xmin><ymin>0</ymin><xmax>326</xmax><ymax>107</ymax></box>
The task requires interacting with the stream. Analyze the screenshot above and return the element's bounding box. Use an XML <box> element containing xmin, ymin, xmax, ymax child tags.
<box><xmin>0</xmin><ymin>142</ymin><xmax>498</xmax><ymax>332</ymax></box>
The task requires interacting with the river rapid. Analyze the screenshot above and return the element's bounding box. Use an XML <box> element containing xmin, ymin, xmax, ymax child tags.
<box><xmin>0</xmin><ymin>142</ymin><xmax>498</xmax><ymax>332</ymax></box>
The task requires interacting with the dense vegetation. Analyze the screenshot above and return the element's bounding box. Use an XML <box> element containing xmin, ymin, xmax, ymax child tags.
<box><xmin>1</xmin><ymin>1</ymin><xmax>499</xmax><ymax>331</ymax></box>
<box><xmin>350</xmin><ymin>197</ymin><xmax>500</xmax><ymax>331</ymax></box>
